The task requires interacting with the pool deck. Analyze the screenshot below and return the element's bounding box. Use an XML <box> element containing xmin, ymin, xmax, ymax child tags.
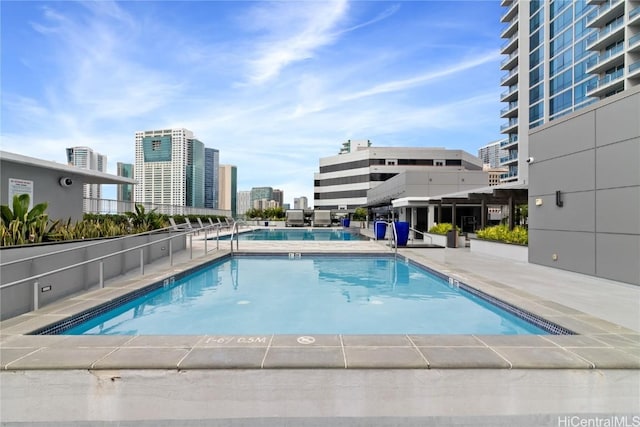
<box><xmin>1</xmin><ymin>227</ymin><xmax>639</xmax><ymax>423</ymax></box>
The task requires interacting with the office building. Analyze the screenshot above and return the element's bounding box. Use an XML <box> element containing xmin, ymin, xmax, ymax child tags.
<box><xmin>250</xmin><ymin>187</ymin><xmax>273</xmax><ymax>207</ymax></box>
<box><xmin>294</xmin><ymin>196</ymin><xmax>309</xmax><ymax>210</ymax></box>
<box><xmin>272</xmin><ymin>189</ymin><xmax>284</xmax><ymax>207</ymax></box>
<box><xmin>314</xmin><ymin>145</ymin><xmax>483</xmax><ymax>210</ymax></box>
<box><xmin>133</xmin><ymin>128</ymin><xmax>205</xmax><ymax>208</ymax></box>
<box><xmin>498</xmin><ymin>0</ymin><xmax>640</xmax><ymax>184</ymax></box>
<box><xmin>236</xmin><ymin>190</ymin><xmax>251</xmax><ymax>216</ymax></box>
<box><xmin>66</xmin><ymin>146</ymin><xmax>107</xmax><ymax>209</ymax></box>
<box><xmin>219</xmin><ymin>164</ymin><xmax>237</xmax><ymax>217</ymax></box>
<box><xmin>204</xmin><ymin>148</ymin><xmax>220</xmax><ymax>209</ymax></box>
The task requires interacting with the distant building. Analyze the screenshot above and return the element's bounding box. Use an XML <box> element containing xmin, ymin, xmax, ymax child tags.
<box><xmin>66</xmin><ymin>146</ymin><xmax>107</xmax><ymax>210</ymax></box>
<box><xmin>294</xmin><ymin>196</ymin><xmax>308</xmax><ymax>209</ymax></box>
<box><xmin>272</xmin><ymin>189</ymin><xmax>284</xmax><ymax>207</ymax></box>
<box><xmin>478</xmin><ymin>141</ymin><xmax>507</xmax><ymax>169</ymax></box>
<box><xmin>219</xmin><ymin>164</ymin><xmax>237</xmax><ymax>217</ymax></box>
<box><xmin>204</xmin><ymin>148</ymin><xmax>220</xmax><ymax>209</ymax></box>
<box><xmin>116</xmin><ymin>162</ymin><xmax>134</xmax><ymax>212</ymax></box>
<box><xmin>251</xmin><ymin>187</ymin><xmax>273</xmax><ymax>206</ymax></box>
<box><xmin>314</xmin><ymin>145</ymin><xmax>484</xmax><ymax>210</ymax></box>
<box><xmin>133</xmin><ymin>128</ymin><xmax>205</xmax><ymax>208</ymax></box>
<box><xmin>236</xmin><ymin>190</ymin><xmax>251</xmax><ymax>216</ymax></box>
<box><xmin>483</xmin><ymin>165</ymin><xmax>509</xmax><ymax>186</ymax></box>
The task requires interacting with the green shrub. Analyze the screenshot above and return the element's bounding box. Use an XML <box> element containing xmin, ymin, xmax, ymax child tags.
<box><xmin>427</xmin><ymin>223</ymin><xmax>460</xmax><ymax>235</ymax></box>
<box><xmin>476</xmin><ymin>224</ymin><xmax>528</xmax><ymax>245</ymax></box>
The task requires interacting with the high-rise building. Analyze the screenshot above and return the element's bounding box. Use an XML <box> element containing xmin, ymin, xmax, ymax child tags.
<box><xmin>219</xmin><ymin>164</ymin><xmax>237</xmax><ymax>217</ymax></box>
<box><xmin>236</xmin><ymin>190</ymin><xmax>251</xmax><ymax>216</ymax></box>
<box><xmin>204</xmin><ymin>148</ymin><xmax>219</xmax><ymax>209</ymax></box>
<box><xmin>116</xmin><ymin>162</ymin><xmax>134</xmax><ymax>212</ymax></box>
<box><xmin>272</xmin><ymin>189</ymin><xmax>284</xmax><ymax>207</ymax></box>
<box><xmin>133</xmin><ymin>128</ymin><xmax>205</xmax><ymax>208</ymax></box>
<box><xmin>250</xmin><ymin>187</ymin><xmax>273</xmax><ymax>206</ymax></box>
<box><xmin>294</xmin><ymin>196</ymin><xmax>309</xmax><ymax>210</ymax></box>
<box><xmin>66</xmin><ymin>146</ymin><xmax>107</xmax><ymax>207</ymax></box>
<box><xmin>478</xmin><ymin>140</ymin><xmax>507</xmax><ymax>168</ymax></box>
<box><xmin>498</xmin><ymin>0</ymin><xmax>640</xmax><ymax>184</ymax></box>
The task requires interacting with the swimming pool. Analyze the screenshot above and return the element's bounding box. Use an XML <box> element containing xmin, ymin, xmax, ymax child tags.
<box><xmin>220</xmin><ymin>228</ymin><xmax>367</xmax><ymax>241</ymax></box>
<box><xmin>52</xmin><ymin>254</ymin><xmax>568</xmax><ymax>336</ymax></box>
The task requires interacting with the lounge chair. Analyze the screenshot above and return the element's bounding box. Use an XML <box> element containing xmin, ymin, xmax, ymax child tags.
<box><xmin>286</xmin><ymin>210</ymin><xmax>305</xmax><ymax>227</ymax></box>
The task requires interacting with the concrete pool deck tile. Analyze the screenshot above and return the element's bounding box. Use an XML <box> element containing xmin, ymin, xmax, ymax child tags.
<box><xmin>565</xmin><ymin>347</ymin><xmax>640</xmax><ymax>369</ymax></box>
<box><xmin>344</xmin><ymin>346</ymin><xmax>428</xmax><ymax>368</ymax></box>
<box><xmin>341</xmin><ymin>335</ymin><xmax>413</xmax><ymax>346</ymax></box>
<box><xmin>590</xmin><ymin>333</ymin><xmax>640</xmax><ymax>347</ymax></box>
<box><xmin>570</xmin><ymin>315</ymin><xmax>638</xmax><ymax>334</ymax></box>
<box><xmin>270</xmin><ymin>334</ymin><xmax>341</xmax><ymax>347</ymax></box>
<box><xmin>408</xmin><ymin>335</ymin><xmax>485</xmax><ymax>347</ymax></box>
<box><xmin>543</xmin><ymin>316</ymin><xmax>610</xmax><ymax>335</ymax></box>
<box><xmin>0</xmin><ymin>348</ymin><xmax>40</xmax><ymax>368</ymax></box>
<box><xmin>45</xmin><ymin>335</ymin><xmax>135</xmax><ymax>348</ymax></box>
<box><xmin>123</xmin><ymin>335</ymin><xmax>205</xmax><ymax>348</ymax></box>
<box><xmin>178</xmin><ymin>347</ymin><xmax>267</xmax><ymax>369</ymax></box>
<box><xmin>1</xmin><ymin>334</ymin><xmax>71</xmax><ymax>348</ymax></box>
<box><xmin>92</xmin><ymin>347</ymin><xmax>190</xmax><ymax>369</ymax></box>
<box><xmin>418</xmin><ymin>347</ymin><xmax>511</xmax><ymax>369</ymax></box>
<box><xmin>493</xmin><ymin>347</ymin><xmax>594</xmax><ymax>369</ymax></box>
<box><xmin>262</xmin><ymin>347</ymin><xmax>345</xmax><ymax>368</ymax></box>
<box><xmin>196</xmin><ymin>335</ymin><xmax>272</xmax><ymax>347</ymax></box>
<box><xmin>45</xmin><ymin>299</ymin><xmax>112</xmax><ymax>316</ymax></box>
<box><xmin>540</xmin><ymin>334</ymin><xmax>612</xmax><ymax>348</ymax></box>
<box><xmin>0</xmin><ymin>315</ymin><xmax>71</xmax><ymax>336</ymax></box>
<box><xmin>474</xmin><ymin>335</ymin><xmax>555</xmax><ymax>347</ymax></box>
<box><xmin>6</xmin><ymin>347</ymin><xmax>116</xmax><ymax>370</ymax></box>
<box><xmin>536</xmin><ymin>301</ymin><xmax>589</xmax><ymax>316</ymax></box>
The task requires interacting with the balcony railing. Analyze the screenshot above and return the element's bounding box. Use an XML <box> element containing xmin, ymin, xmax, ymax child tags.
<box><xmin>594</xmin><ymin>42</ymin><xmax>624</xmax><ymax>64</ymax></box>
<box><xmin>83</xmin><ymin>198</ymin><xmax>232</xmax><ymax>217</ymax></box>
<box><xmin>500</xmin><ymin>119</ymin><xmax>518</xmax><ymax>131</ymax></box>
<box><xmin>500</xmin><ymin>135</ymin><xmax>519</xmax><ymax>147</ymax></box>
<box><xmin>499</xmin><ymin>152</ymin><xmax>519</xmax><ymax>164</ymax></box>
<box><xmin>501</xmin><ymin>51</ymin><xmax>518</xmax><ymax>67</ymax></box>
<box><xmin>630</xmin><ymin>33</ymin><xmax>640</xmax><ymax>48</ymax></box>
<box><xmin>587</xmin><ymin>0</ymin><xmax>623</xmax><ymax>26</ymax></box>
<box><xmin>501</xmin><ymin>33</ymin><xmax>518</xmax><ymax>50</ymax></box>
<box><xmin>500</xmin><ymin>102</ymin><xmax>518</xmax><ymax>115</ymax></box>
<box><xmin>630</xmin><ymin>5</ymin><xmax>640</xmax><ymax>20</ymax></box>
<box><xmin>598</xmin><ymin>68</ymin><xmax>624</xmax><ymax>86</ymax></box>
<box><xmin>630</xmin><ymin>60</ymin><xmax>640</xmax><ymax>74</ymax></box>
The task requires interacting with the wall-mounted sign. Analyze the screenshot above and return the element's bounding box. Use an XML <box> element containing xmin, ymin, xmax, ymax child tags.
<box><xmin>8</xmin><ymin>178</ymin><xmax>34</xmax><ymax>210</ymax></box>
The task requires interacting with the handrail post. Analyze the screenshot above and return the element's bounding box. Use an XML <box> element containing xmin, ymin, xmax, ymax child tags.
<box><xmin>189</xmin><ymin>234</ymin><xmax>193</xmax><ymax>259</ymax></box>
<box><xmin>140</xmin><ymin>248</ymin><xmax>144</xmax><ymax>276</ymax></box>
<box><xmin>99</xmin><ymin>261</ymin><xmax>104</xmax><ymax>288</ymax></box>
<box><xmin>170</xmin><ymin>239</ymin><xmax>174</xmax><ymax>265</ymax></box>
<box><xmin>216</xmin><ymin>227</ymin><xmax>219</xmax><ymax>250</ymax></box>
<box><xmin>204</xmin><ymin>229</ymin><xmax>208</xmax><ymax>254</ymax></box>
<box><xmin>33</xmin><ymin>280</ymin><xmax>39</xmax><ymax>311</ymax></box>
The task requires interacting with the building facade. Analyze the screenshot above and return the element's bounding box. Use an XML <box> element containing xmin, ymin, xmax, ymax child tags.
<box><xmin>133</xmin><ymin>128</ymin><xmax>205</xmax><ymax>209</ymax></box>
<box><xmin>528</xmin><ymin>86</ymin><xmax>640</xmax><ymax>286</ymax></box>
<box><xmin>478</xmin><ymin>140</ymin><xmax>507</xmax><ymax>168</ymax></box>
<box><xmin>219</xmin><ymin>164</ymin><xmax>237</xmax><ymax>217</ymax></box>
<box><xmin>314</xmin><ymin>146</ymin><xmax>484</xmax><ymax>210</ymax></box>
<box><xmin>272</xmin><ymin>189</ymin><xmax>284</xmax><ymax>207</ymax></box>
<box><xmin>499</xmin><ymin>0</ymin><xmax>640</xmax><ymax>185</ymax></box>
<box><xmin>236</xmin><ymin>190</ymin><xmax>251</xmax><ymax>216</ymax></box>
<box><xmin>116</xmin><ymin>162</ymin><xmax>134</xmax><ymax>213</ymax></box>
<box><xmin>204</xmin><ymin>148</ymin><xmax>220</xmax><ymax>210</ymax></box>
<box><xmin>66</xmin><ymin>146</ymin><xmax>107</xmax><ymax>205</ymax></box>
<box><xmin>294</xmin><ymin>196</ymin><xmax>309</xmax><ymax>209</ymax></box>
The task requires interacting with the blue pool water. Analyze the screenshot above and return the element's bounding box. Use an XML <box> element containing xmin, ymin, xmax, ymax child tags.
<box><xmin>220</xmin><ymin>228</ymin><xmax>366</xmax><ymax>241</ymax></box>
<box><xmin>61</xmin><ymin>255</ymin><xmax>550</xmax><ymax>335</ymax></box>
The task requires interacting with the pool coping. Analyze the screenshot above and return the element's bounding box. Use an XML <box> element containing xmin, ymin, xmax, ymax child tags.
<box><xmin>1</xmin><ymin>244</ymin><xmax>639</xmax><ymax>370</ymax></box>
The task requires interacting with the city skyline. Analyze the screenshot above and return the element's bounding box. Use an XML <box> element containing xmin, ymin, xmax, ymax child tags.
<box><xmin>1</xmin><ymin>1</ymin><xmax>505</xmax><ymax>205</ymax></box>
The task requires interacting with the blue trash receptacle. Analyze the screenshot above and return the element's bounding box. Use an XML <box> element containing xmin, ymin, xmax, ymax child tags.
<box><xmin>342</xmin><ymin>218</ymin><xmax>350</xmax><ymax>227</ymax></box>
<box><xmin>394</xmin><ymin>221</ymin><xmax>410</xmax><ymax>246</ymax></box>
<box><xmin>374</xmin><ymin>222</ymin><xmax>387</xmax><ymax>239</ymax></box>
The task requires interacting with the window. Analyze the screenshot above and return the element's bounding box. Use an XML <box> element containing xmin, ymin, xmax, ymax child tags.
<box><xmin>550</xmin><ymin>90</ymin><xmax>573</xmax><ymax>115</ymax></box>
<box><xmin>530</xmin><ymin>28</ymin><xmax>544</xmax><ymax>50</ymax></box>
<box><xmin>550</xmin><ymin>69</ymin><xmax>572</xmax><ymax>96</ymax></box>
<box><xmin>529</xmin><ymin>102</ymin><xmax>544</xmax><ymax>123</ymax></box>
<box><xmin>530</xmin><ymin>47</ymin><xmax>544</xmax><ymax>69</ymax></box>
<box><xmin>530</xmin><ymin>83</ymin><xmax>544</xmax><ymax>104</ymax></box>
<box><xmin>550</xmin><ymin>7</ymin><xmax>573</xmax><ymax>39</ymax></box>
<box><xmin>530</xmin><ymin>64</ymin><xmax>544</xmax><ymax>86</ymax></box>
<box><xmin>551</xmin><ymin>28</ymin><xmax>573</xmax><ymax>56</ymax></box>
<box><xmin>550</xmin><ymin>48</ymin><xmax>573</xmax><ymax>76</ymax></box>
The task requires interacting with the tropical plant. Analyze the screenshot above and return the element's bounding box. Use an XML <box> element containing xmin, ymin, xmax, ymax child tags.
<box><xmin>125</xmin><ymin>204</ymin><xmax>166</xmax><ymax>232</ymax></box>
<box><xmin>427</xmin><ymin>223</ymin><xmax>460</xmax><ymax>235</ymax></box>
<box><xmin>476</xmin><ymin>224</ymin><xmax>528</xmax><ymax>245</ymax></box>
<box><xmin>352</xmin><ymin>207</ymin><xmax>367</xmax><ymax>221</ymax></box>
<box><xmin>0</xmin><ymin>194</ymin><xmax>57</xmax><ymax>246</ymax></box>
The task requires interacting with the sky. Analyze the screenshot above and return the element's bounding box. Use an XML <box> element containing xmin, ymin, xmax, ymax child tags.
<box><xmin>1</xmin><ymin>0</ymin><xmax>505</xmax><ymax>207</ymax></box>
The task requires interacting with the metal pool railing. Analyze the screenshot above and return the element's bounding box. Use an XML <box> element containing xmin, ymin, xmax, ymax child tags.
<box><xmin>0</xmin><ymin>221</ymin><xmax>222</xmax><ymax>312</ymax></box>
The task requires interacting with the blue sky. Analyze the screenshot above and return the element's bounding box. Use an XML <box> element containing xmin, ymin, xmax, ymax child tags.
<box><xmin>1</xmin><ymin>0</ymin><xmax>505</xmax><ymax>206</ymax></box>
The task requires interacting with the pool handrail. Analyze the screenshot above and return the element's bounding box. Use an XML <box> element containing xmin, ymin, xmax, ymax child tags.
<box><xmin>374</xmin><ymin>220</ymin><xmax>398</xmax><ymax>256</ymax></box>
<box><xmin>0</xmin><ymin>222</ymin><xmax>221</xmax><ymax>312</ymax></box>
<box><xmin>409</xmin><ymin>227</ymin><xmax>433</xmax><ymax>244</ymax></box>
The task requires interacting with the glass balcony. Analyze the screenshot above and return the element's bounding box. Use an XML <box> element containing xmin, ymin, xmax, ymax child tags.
<box><xmin>630</xmin><ymin>33</ymin><xmax>640</xmax><ymax>50</ymax></box>
<box><xmin>499</xmin><ymin>152</ymin><xmax>519</xmax><ymax>164</ymax></box>
<box><xmin>588</xmin><ymin>17</ymin><xmax>624</xmax><ymax>50</ymax></box>
<box><xmin>500</xmin><ymin>119</ymin><xmax>518</xmax><ymax>132</ymax></box>
<box><xmin>630</xmin><ymin>5</ymin><xmax>640</xmax><ymax>20</ymax></box>
<box><xmin>587</xmin><ymin>0</ymin><xmax>623</xmax><ymax>27</ymax></box>
<box><xmin>629</xmin><ymin>60</ymin><xmax>640</xmax><ymax>74</ymax></box>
